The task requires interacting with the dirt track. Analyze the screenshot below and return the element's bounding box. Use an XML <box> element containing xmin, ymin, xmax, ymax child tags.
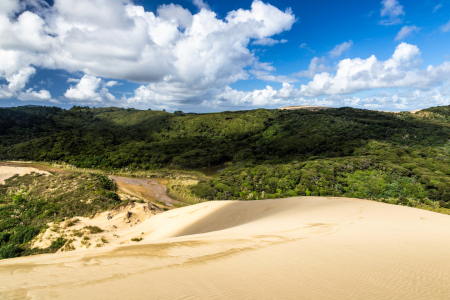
<box><xmin>109</xmin><ymin>176</ymin><xmax>178</xmax><ymax>207</ymax></box>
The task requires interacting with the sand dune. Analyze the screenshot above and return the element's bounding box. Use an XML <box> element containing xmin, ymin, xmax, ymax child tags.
<box><xmin>2</xmin><ymin>197</ymin><xmax>450</xmax><ymax>299</ymax></box>
<box><xmin>31</xmin><ymin>201</ymin><xmax>162</xmax><ymax>251</ymax></box>
<box><xmin>0</xmin><ymin>166</ymin><xmax>50</xmax><ymax>184</ymax></box>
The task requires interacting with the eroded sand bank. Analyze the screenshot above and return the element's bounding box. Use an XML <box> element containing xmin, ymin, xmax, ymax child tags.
<box><xmin>1</xmin><ymin>197</ymin><xmax>450</xmax><ymax>299</ymax></box>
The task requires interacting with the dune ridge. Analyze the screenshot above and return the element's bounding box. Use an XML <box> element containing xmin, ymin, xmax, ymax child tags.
<box><xmin>2</xmin><ymin>197</ymin><xmax>450</xmax><ymax>299</ymax></box>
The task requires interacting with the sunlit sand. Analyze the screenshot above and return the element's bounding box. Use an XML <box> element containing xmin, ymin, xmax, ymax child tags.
<box><xmin>1</xmin><ymin>196</ymin><xmax>450</xmax><ymax>299</ymax></box>
<box><xmin>0</xmin><ymin>166</ymin><xmax>50</xmax><ymax>184</ymax></box>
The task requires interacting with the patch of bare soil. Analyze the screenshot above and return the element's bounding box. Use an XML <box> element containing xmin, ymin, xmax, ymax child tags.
<box><xmin>0</xmin><ymin>165</ymin><xmax>51</xmax><ymax>184</ymax></box>
<box><xmin>0</xmin><ymin>161</ymin><xmax>68</xmax><ymax>174</ymax></box>
<box><xmin>109</xmin><ymin>176</ymin><xmax>179</xmax><ymax>207</ymax></box>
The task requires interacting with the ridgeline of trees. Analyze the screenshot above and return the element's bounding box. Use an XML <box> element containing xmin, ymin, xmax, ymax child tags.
<box><xmin>2</xmin><ymin>105</ymin><xmax>450</xmax><ymax>208</ymax></box>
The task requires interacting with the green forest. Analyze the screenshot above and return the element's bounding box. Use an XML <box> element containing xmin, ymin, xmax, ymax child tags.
<box><xmin>2</xmin><ymin>105</ymin><xmax>450</xmax><ymax>208</ymax></box>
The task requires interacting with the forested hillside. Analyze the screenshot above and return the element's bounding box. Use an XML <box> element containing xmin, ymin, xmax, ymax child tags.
<box><xmin>2</xmin><ymin>105</ymin><xmax>450</xmax><ymax>208</ymax></box>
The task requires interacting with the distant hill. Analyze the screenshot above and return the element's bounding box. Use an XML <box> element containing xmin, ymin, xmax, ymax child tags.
<box><xmin>278</xmin><ymin>105</ymin><xmax>333</xmax><ymax>110</ymax></box>
<box><xmin>2</xmin><ymin>105</ymin><xmax>450</xmax><ymax>206</ymax></box>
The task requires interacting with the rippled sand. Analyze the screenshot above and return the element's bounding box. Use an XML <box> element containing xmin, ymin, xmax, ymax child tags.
<box><xmin>1</xmin><ymin>197</ymin><xmax>450</xmax><ymax>299</ymax></box>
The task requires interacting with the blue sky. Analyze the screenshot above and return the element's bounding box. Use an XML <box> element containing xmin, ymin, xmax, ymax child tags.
<box><xmin>0</xmin><ymin>0</ymin><xmax>449</xmax><ymax>112</ymax></box>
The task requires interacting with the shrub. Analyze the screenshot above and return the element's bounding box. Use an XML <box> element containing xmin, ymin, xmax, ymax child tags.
<box><xmin>399</xmin><ymin>196</ymin><xmax>409</xmax><ymax>205</ymax></box>
<box><xmin>11</xmin><ymin>226</ymin><xmax>40</xmax><ymax>244</ymax></box>
<box><xmin>84</xmin><ymin>226</ymin><xmax>103</xmax><ymax>234</ymax></box>
<box><xmin>105</xmin><ymin>191</ymin><xmax>120</xmax><ymax>201</ymax></box>
<box><xmin>66</xmin><ymin>219</ymin><xmax>79</xmax><ymax>227</ymax></box>
<box><xmin>49</xmin><ymin>237</ymin><xmax>66</xmax><ymax>251</ymax></box>
<box><xmin>0</xmin><ymin>232</ymin><xmax>10</xmax><ymax>246</ymax></box>
<box><xmin>94</xmin><ymin>174</ymin><xmax>116</xmax><ymax>191</ymax></box>
<box><xmin>424</xmin><ymin>199</ymin><xmax>434</xmax><ymax>206</ymax></box>
<box><xmin>0</xmin><ymin>244</ymin><xmax>21</xmax><ymax>259</ymax></box>
<box><xmin>13</xmin><ymin>192</ymin><xmax>26</xmax><ymax>205</ymax></box>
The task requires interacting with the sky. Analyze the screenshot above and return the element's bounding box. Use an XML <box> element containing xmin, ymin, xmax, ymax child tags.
<box><xmin>0</xmin><ymin>0</ymin><xmax>450</xmax><ymax>112</ymax></box>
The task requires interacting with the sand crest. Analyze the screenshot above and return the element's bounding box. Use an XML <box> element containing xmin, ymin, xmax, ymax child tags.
<box><xmin>0</xmin><ymin>166</ymin><xmax>50</xmax><ymax>185</ymax></box>
<box><xmin>1</xmin><ymin>197</ymin><xmax>450</xmax><ymax>299</ymax></box>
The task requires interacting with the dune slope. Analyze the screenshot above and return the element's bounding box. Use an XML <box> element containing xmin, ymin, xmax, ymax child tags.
<box><xmin>1</xmin><ymin>197</ymin><xmax>450</xmax><ymax>299</ymax></box>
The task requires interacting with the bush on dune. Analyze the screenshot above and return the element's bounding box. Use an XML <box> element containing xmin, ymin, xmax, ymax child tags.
<box><xmin>0</xmin><ymin>172</ymin><xmax>120</xmax><ymax>260</ymax></box>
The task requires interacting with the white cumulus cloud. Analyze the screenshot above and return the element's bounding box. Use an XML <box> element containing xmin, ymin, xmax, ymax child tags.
<box><xmin>194</xmin><ymin>43</ymin><xmax>450</xmax><ymax>111</ymax></box>
<box><xmin>0</xmin><ymin>66</ymin><xmax>53</xmax><ymax>101</ymax></box>
<box><xmin>297</xmin><ymin>43</ymin><xmax>450</xmax><ymax>96</ymax></box>
<box><xmin>6</xmin><ymin>67</ymin><xmax>35</xmax><ymax>92</ymax></box>
<box><xmin>0</xmin><ymin>0</ymin><xmax>296</xmax><ymax>104</ymax></box>
<box><xmin>192</xmin><ymin>0</ymin><xmax>210</xmax><ymax>11</ymax></box>
<box><xmin>18</xmin><ymin>88</ymin><xmax>53</xmax><ymax>101</ymax></box>
<box><xmin>64</xmin><ymin>75</ymin><xmax>116</xmax><ymax>103</ymax></box>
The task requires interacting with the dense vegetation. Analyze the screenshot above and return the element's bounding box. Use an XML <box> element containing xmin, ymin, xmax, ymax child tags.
<box><xmin>193</xmin><ymin>143</ymin><xmax>450</xmax><ymax>207</ymax></box>
<box><xmin>1</xmin><ymin>105</ymin><xmax>449</xmax><ymax>168</ymax></box>
<box><xmin>2</xmin><ymin>105</ymin><xmax>450</xmax><ymax>215</ymax></box>
<box><xmin>0</xmin><ymin>172</ymin><xmax>120</xmax><ymax>259</ymax></box>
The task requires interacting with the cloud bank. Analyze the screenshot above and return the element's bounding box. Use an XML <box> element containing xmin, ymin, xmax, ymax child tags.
<box><xmin>203</xmin><ymin>43</ymin><xmax>450</xmax><ymax>110</ymax></box>
<box><xmin>0</xmin><ymin>0</ymin><xmax>295</xmax><ymax>104</ymax></box>
<box><xmin>0</xmin><ymin>0</ymin><xmax>449</xmax><ymax>112</ymax></box>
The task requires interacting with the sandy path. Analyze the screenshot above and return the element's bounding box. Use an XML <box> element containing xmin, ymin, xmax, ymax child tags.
<box><xmin>109</xmin><ymin>176</ymin><xmax>178</xmax><ymax>206</ymax></box>
<box><xmin>0</xmin><ymin>166</ymin><xmax>50</xmax><ymax>184</ymax></box>
<box><xmin>2</xmin><ymin>197</ymin><xmax>450</xmax><ymax>299</ymax></box>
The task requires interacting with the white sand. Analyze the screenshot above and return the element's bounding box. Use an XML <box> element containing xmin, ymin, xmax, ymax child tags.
<box><xmin>1</xmin><ymin>197</ymin><xmax>450</xmax><ymax>299</ymax></box>
<box><xmin>0</xmin><ymin>166</ymin><xmax>50</xmax><ymax>184</ymax></box>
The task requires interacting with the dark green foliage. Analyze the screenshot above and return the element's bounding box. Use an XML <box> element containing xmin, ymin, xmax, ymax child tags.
<box><xmin>192</xmin><ymin>140</ymin><xmax>450</xmax><ymax>209</ymax></box>
<box><xmin>94</xmin><ymin>174</ymin><xmax>116</xmax><ymax>191</ymax></box>
<box><xmin>105</xmin><ymin>191</ymin><xmax>120</xmax><ymax>201</ymax></box>
<box><xmin>84</xmin><ymin>226</ymin><xmax>103</xmax><ymax>234</ymax></box>
<box><xmin>10</xmin><ymin>226</ymin><xmax>40</xmax><ymax>244</ymax></box>
<box><xmin>0</xmin><ymin>172</ymin><xmax>121</xmax><ymax>260</ymax></box>
<box><xmin>1</xmin><ymin>105</ymin><xmax>450</xmax><ymax>171</ymax></box>
<box><xmin>0</xmin><ymin>244</ymin><xmax>21</xmax><ymax>259</ymax></box>
<box><xmin>49</xmin><ymin>237</ymin><xmax>66</xmax><ymax>250</ymax></box>
<box><xmin>3</xmin><ymin>105</ymin><xmax>450</xmax><ymax>213</ymax></box>
<box><xmin>0</xmin><ymin>232</ymin><xmax>10</xmax><ymax>246</ymax></box>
